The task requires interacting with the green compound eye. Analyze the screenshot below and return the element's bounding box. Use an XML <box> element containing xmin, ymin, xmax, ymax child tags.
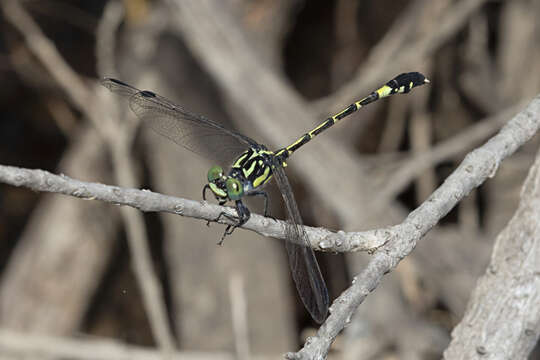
<box><xmin>226</xmin><ymin>178</ymin><xmax>243</xmax><ymax>200</ymax></box>
<box><xmin>207</xmin><ymin>165</ymin><xmax>224</xmax><ymax>182</ymax></box>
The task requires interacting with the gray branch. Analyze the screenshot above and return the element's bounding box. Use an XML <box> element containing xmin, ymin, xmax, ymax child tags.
<box><xmin>0</xmin><ymin>164</ymin><xmax>383</xmax><ymax>252</ymax></box>
<box><xmin>443</xmin><ymin>139</ymin><xmax>540</xmax><ymax>359</ymax></box>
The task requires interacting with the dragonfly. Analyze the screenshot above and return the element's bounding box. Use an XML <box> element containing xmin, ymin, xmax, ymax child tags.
<box><xmin>101</xmin><ymin>72</ymin><xmax>429</xmax><ymax>324</ymax></box>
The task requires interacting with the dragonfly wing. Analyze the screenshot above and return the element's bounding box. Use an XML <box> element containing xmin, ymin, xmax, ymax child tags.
<box><xmin>271</xmin><ymin>158</ymin><xmax>329</xmax><ymax>324</ymax></box>
<box><xmin>101</xmin><ymin>78</ymin><xmax>258</xmax><ymax>166</ymax></box>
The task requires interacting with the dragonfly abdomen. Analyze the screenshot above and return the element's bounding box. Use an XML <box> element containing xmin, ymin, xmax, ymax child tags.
<box><xmin>274</xmin><ymin>72</ymin><xmax>429</xmax><ymax>161</ymax></box>
<box><xmin>276</xmin><ymin>102</ymin><xmax>363</xmax><ymax>160</ymax></box>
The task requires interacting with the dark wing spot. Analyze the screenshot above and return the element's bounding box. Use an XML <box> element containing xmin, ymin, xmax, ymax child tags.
<box><xmin>140</xmin><ymin>90</ymin><xmax>157</xmax><ymax>98</ymax></box>
<box><xmin>106</xmin><ymin>78</ymin><xmax>130</xmax><ymax>86</ymax></box>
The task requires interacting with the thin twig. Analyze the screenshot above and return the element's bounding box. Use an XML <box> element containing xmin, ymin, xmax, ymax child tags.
<box><xmin>229</xmin><ymin>274</ymin><xmax>250</xmax><ymax>360</ymax></box>
<box><xmin>96</xmin><ymin>0</ymin><xmax>124</xmax><ymax>77</ymax></box>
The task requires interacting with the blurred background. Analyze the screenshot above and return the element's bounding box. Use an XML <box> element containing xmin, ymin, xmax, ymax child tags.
<box><xmin>0</xmin><ymin>0</ymin><xmax>539</xmax><ymax>359</ymax></box>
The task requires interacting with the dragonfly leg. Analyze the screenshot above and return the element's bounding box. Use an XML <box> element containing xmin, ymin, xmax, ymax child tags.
<box><xmin>202</xmin><ymin>184</ymin><xmax>211</xmax><ymax>201</ymax></box>
<box><xmin>248</xmin><ymin>190</ymin><xmax>276</xmax><ymax>221</ymax></box>
<box><xmin>207</xmin><ymin>199</ymin><xmax>229</xmax><ymax>227</ymax></box>
<box><xmin>203</xmin><ymin>184</ymin><xmax>214</xmax><ymax>227</ymax></box>
<box><xmin>217</xmin><ymin>200</ymin><xmax>250</xmax><ymax>245</ymax></box>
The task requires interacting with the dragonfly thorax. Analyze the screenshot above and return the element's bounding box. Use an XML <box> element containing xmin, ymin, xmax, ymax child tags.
<box><xmin>231</xmin><ymin>148</ymin><xmax>274</xmax><ymax>190</ymax></box>
<box><xmin>206</xmin><ymin>147</ymin><xmax>275</xmax><ymax>202</ymax></box>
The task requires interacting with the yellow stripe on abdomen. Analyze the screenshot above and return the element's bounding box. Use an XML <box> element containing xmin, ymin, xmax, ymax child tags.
<box><xmin>376</xmin><ymin>84</ymin><xmax>393</xmax><ymax>98</ymax></box>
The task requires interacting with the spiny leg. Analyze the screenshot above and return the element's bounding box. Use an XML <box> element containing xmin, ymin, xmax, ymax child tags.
<box><xmin>202</xmin><ymin>184</ymin><xmax>211</xmax><ymax>200</ymax></box>
<box><xmin>203</xmin><ymin>184</ymin><xmax>220</xmax><ymax>226</ymax></box>
<box><xmin>207</xmin><ymin>199</ymin><xmax>229</xmax><ymax>227</ymax></box>
<box><xmin>248</xmin><ymin>190</ymin><xmax>277</xmax><ymax>221</ymax></box>
<box><xmin>217</xmin><ymin>200</ymin><xmax>250</xmax><ymax>245</ymax></box>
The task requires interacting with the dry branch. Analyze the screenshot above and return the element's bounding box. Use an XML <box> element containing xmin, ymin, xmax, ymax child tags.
<box><xmin>0</xmin><ymin>164</ymin><xmax>381</xmax><ymax>252</ymax></box>
<box><xmin>444</xmin><ymin>149</ymin><xmax>540</xmax><ymax>359</ymax></box>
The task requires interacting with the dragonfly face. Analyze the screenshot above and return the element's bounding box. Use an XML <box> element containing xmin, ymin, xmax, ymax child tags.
<box><xmin>206</xmin><ymin>165</ymin><xmax>244</xmax><ymax>201</ymax></box>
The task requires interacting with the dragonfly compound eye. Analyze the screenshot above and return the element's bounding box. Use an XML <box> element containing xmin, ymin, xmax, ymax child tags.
<box><xmin>226</xmin><ymin>178</ymin><xmax>244</xmax><ymax>200</ymax></box>
<box><xmin>207</xmin><ymin>165</ymin><xmax>224</xmax><ymax>182</ymax></box>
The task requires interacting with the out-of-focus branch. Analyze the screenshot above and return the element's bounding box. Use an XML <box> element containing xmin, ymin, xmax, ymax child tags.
<box><xmin>314</xmin><ymin>0</ymin><xmax>488</xmax><ymax>116</ymax></box>
<box><xmin>96</xmin><ymin>0</ymin><xmax>124</xmax><ymax>77</ymax></box>
<box><xmin>95</xmin><ymin>4</ymin><xmax>177</xmax><ymax>351</ymax></box>
<box><xmin>229</xmin><ymin>274</ymin><xmax>250</xmax><ymax>360</ymax></box>
<box><xmin>1</xmin><ymin>0</ymin><xmax>176</xmax><ymax>352</ymax></box>
<box><xmin>376</xmin><ymin>102</ymin><xmax>526</xmax><ymax>206</ymax></box>
<box><xmin>0</xmin><ymin>328</ymin><xmax>275</xmax><ymax>360</ymax></box>
<box><xmin>1</xmin><ymin>0</ymin><xmax>93</xmax><ymax>118</ymax></box>
<box><xmin>361</xmin><ymin>0</ymin><xmax>434</xmax><ymax>72</ymax></box>
<box><xmin>444</xmin><ymin>147</ymin><xmax>540</xmax><ymax>360</ymax></box>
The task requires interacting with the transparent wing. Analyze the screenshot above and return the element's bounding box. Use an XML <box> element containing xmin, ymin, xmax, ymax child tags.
<box><xmin>271</xmin><ymin>158</ymin><xmax>329</xmax><ymax>323</ymax></box>
<box><xmin>101</xmin><ymin>78</ymin><xmax>258</xmax><ymax>165</ymax></box>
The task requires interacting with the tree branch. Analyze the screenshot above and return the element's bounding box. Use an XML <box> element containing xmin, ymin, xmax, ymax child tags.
<box><xmin>0</xmin><ymin>164</ymin><xmax>382</xmax><ymax>252</ymax></box>
<box><xmin>443</xmin><ymin>142</ymin><xmax>540</xmax><ymax>359</ymax></box>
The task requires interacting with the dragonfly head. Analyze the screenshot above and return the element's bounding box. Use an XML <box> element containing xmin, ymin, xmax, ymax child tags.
<box><xmin>207</xmin><ymin>165</ymin><xmax>244</xmax><ymax>201</ymax></box>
